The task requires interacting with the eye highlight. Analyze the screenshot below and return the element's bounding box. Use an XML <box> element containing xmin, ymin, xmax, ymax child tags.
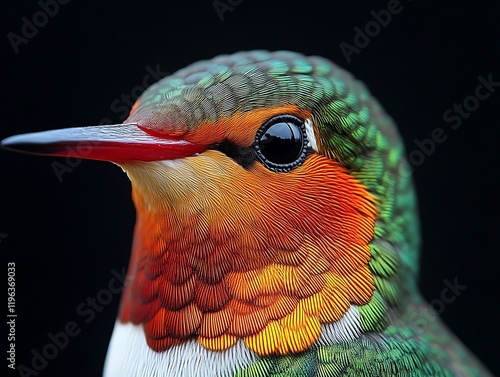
<box><xmin>254</xmin><ymin>115</ymin><xmax>308</xmax><ymax>172</ymax></box>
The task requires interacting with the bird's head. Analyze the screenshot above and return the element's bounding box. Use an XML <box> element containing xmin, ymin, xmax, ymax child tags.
<box><xmin>2</xmin><ymin>51</ymin><xmax>419</xmax><ymax>356</ymax></box>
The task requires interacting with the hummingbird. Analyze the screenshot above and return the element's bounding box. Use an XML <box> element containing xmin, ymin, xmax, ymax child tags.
<box><xmin>2</xmin><ymin>51</ymin><xmax>492</xmax><ymax>376</ymax></box>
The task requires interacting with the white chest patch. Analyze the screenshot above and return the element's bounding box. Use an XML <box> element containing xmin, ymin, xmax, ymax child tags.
<box><xmin>318</xmin><ymin>305</ymin><xmax>362</xmax><ymax>345</ymax></box>
<box><xmin>104</xmin><ymin>306</ymin><xmax>362</xmax><ymax>376</ymax></box>
<box><xmin>103</xmin><ymin>322</ymin><xmax>257</xmax><ymax>377</ymax></box>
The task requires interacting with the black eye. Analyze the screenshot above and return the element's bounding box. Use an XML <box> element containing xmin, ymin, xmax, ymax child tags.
<box><xmin>254</xmin><ymin>115</ymin><xmax>308</xmax><ymax>172</ymax></box>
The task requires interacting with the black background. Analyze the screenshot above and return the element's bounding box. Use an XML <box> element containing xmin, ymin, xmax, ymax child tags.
<box><xmin>1</xmin><ymin>1</ymin><xmax>499</xmax><ymax>376</ymax></box>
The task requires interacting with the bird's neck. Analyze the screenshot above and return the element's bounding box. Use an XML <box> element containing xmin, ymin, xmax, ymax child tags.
<box><xmin>116</xmin><ymin>156</ymin><xmax>378</xmax><ymax>355</ymax></box>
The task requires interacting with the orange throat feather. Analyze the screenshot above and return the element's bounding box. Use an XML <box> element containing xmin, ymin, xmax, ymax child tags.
<box><xmin>117</xmin><ymin>153</ymin><xmax>377</xmax><ymax>356</ymax></box>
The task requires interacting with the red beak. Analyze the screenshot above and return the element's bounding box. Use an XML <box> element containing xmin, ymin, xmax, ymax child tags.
<box><xmin>1</xmin><ymin>123</ymin><xmax>207</xmax><ymax>163</ymax></box>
